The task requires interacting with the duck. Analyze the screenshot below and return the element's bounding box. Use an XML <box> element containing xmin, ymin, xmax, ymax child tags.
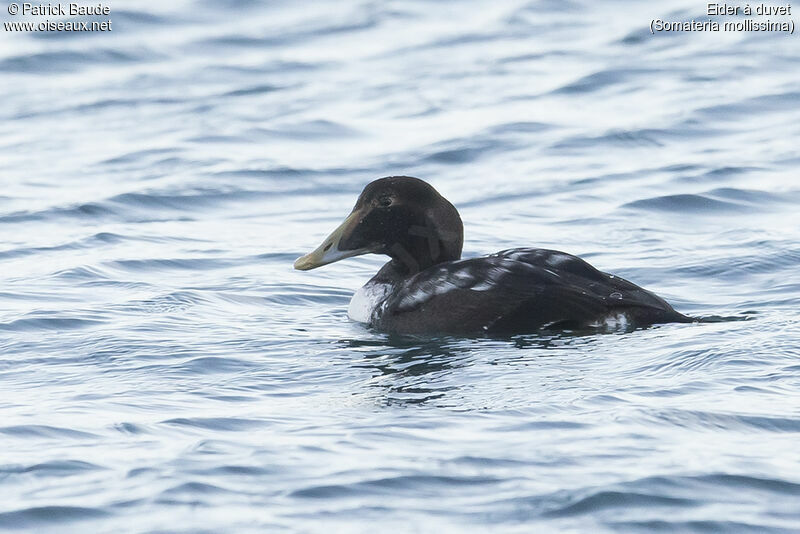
<box><xmin>294</xmin><ymin>176</ymin><xmax>692</xmax><ymax>335</ymax></box>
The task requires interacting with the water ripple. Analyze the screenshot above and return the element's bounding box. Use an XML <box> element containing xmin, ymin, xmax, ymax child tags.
<box><xmin>0</xmin><ymin>506</ymin><xmax>110</xmax><ymax>529</ymax></box>
<box><xmin>2</xmin><ymin>0</ymin><xmax>800</xmax><ymax>531</ymax></box>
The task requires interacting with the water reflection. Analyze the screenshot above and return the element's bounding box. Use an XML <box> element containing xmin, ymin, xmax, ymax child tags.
<box><xmin>338</xmin><ymin>333</ymin><xmax>599</xmax><ymax>406</ymax></box>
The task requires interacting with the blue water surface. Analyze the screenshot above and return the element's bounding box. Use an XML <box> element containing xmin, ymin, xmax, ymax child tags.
<box><xmin>1</xmin><ymin>1</ymin><xmax>800</xmax><ymax>532</ymax></box>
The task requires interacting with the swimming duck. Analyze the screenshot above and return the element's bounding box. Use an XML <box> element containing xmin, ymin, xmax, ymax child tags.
<box><xmin>294</xmin><ymin>176</ymin><xmax>692</xmax><ymax>335</ymax></box>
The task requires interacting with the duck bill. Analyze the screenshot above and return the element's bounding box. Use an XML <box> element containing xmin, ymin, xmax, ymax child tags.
<box><xmin>294</xmin><ymin>211</ymin><xmax>370</xmax><ymax>270</ymax></box>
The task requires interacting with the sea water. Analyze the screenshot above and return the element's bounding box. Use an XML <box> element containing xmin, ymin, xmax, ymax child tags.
<box><xmin>1</xmin><ymin>1</ymin><xmax>800</xmax><ymax>532</ymax></box>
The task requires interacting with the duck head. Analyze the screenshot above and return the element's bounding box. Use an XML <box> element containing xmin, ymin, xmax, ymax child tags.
<box><xmin>294</xmin><ymin>176</ymin><xmax>463</xmax><ymax>274</ymax></box>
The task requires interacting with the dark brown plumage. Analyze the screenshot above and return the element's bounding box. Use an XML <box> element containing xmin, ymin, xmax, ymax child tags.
<box><xmin>295</xmin><ymin>176</ymin><xmax>692</xmax><ymax>335</ymax></box>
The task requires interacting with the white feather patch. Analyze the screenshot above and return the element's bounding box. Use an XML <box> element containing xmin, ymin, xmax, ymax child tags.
<box><xmin>589</xmin><ymin>311</ymin><xmax>631</xmax><ymax>331</ymax></box>
<box><xmin>348</xmin><ymin>282</ymin><xmax>390</xmax><ymax>323</ymax></box>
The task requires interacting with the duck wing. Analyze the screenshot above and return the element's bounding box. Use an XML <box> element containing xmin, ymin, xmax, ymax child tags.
<box><xmin>375</xmin><ymin>248</ymin><xmax>689</xmax><ymax>334</ymax></box>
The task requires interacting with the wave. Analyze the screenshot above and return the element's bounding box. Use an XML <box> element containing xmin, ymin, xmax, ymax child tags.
<box><xmin>0</xmin><ymin>188</ymin><xmax>271</xmax><ymax>226</ymax></box>
<box><xmin>161</xmin><ymin>417</ymin><xmax>269</xmax><ymax>431</ymax></box>
<box><xmin>291</xmin><ymin>474</ymin><xmax>504</xmax><ymax>498</ymax></box>
<box><xmin>623</xmin><ymin>193</ymin><xmax>748</xmax><ymax>213</ymax></box>
<box><xmin>621</xmin><ymin>188</ymin><xmax>800</xmax><ymax>214</ymax></box>
<box><xmin>0</xmin><ymin>425</ymin><xmax>97</xmax><ymax>439</ymax></box>
<box><xmin>485</xmin><ymin>472</ymin><xmax>800</xmax><ymax>523</ymax></box>
<box><xmin>0</xmin><ymin>317</ymin><xmax>104</xmax><ymax>332</ymax></box>
<box><xmin>2</xmin><ymin>1</ymin><xmax>800</xmax><ymax>532</ymax></box>
<box><xmin>553</xmin><ymin>68</ymin><xmax>658</xmax><ymax>94</ymax></box>
<box><xmin>0</xmin><ymin>506</ymin><xmax>110</xmax><ymax>529</ymax></box>
<box><xmin>543</xmin><ymin>490</ymin><xmax>695</xmax><ymax>517</ymax></box>
<box><xmin>192</xmin><ymin>10</ymin><xmax>383</xmax><ymax>51</ymax></box>
<box><xmin>0</xmin><ymin>48</ymin><xmax>155</xmax><ymax>73</ymax></box>
<box><xmin>643</xmin><ymin>408</ymin><xmax>800</xmax><ymax>433</ymax></box>
<box><xmin>0</xmin><ymin>460</ymin><xmax>103</xmax><ymax>477</ymax></box>
<box><xmin>0</xmin><ymin>232</ymin><xmax>160</xmax><ymax>260</ymax></box>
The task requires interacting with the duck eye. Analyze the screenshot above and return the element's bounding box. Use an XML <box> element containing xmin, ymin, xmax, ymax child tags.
<box><xmin>378</xmin><ymin>196</ymin><xmax>393</xmax><ymax>207</ymax></box>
